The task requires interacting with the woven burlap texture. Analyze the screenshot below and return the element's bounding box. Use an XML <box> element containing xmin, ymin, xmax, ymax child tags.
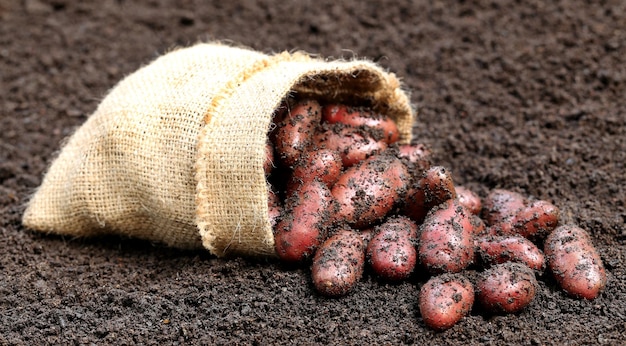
<box><xmin>23</xmin><ymin>42</ymin><xmax>415</xmax><ymax>257</ymax></box>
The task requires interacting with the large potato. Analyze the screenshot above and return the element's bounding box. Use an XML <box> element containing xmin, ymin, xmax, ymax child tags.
<box><xmin>332</xmin><ymin>153</ymin><xmax>409</xmax><ymax>228</ymax></box>
<box><xmin>311</xmin><ymin>229</ymin><xmax>366</xmax><ymax>297</ymax></box>
<box><xmin>418</xmin><ymin>199</ymin><xmax>475</xmax><ymax>274</ymax></box>
<box><xmin>274</xmin><ymin>180</ymin><xmax>334</xmax><ymax>262</ymax></box>
<box><xmin>366</xmin><ymin>216</ymin><xmax>418</xmax><ymax>281</ymax></box>
<box><xmin>544</xmin><ymin>225</ymin><xmax>607</xmax><ymax>300</ymax></box>
<box><xmin>274</xmin><ymin>99</ymin><xmax>321</xmax><ymax>166</ymax></box>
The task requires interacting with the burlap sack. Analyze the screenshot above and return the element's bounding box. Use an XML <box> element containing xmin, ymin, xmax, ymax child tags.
<box><xmin>23</xmin><ymin>42</ymin><xmax>415</xmax><ymax>257</ymax></box>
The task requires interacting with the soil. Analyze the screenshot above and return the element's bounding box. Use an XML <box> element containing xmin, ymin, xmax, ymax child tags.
<box><xmin>1</xmin><ymin>0</ymin><xmax>625</xmax><ymax>345</ymax></box>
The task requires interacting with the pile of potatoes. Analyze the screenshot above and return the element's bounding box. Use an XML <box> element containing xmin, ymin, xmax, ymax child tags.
<box><xmin>265</xmin><ymin>98</ymin><xmax>607</xmax><ymax>331</ymax></box>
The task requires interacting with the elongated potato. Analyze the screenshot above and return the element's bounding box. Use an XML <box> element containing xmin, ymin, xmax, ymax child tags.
<box><xmin>419</xmin><ymin>274</ymin><xmax>475</xmax><ymax>331</ymax></box>
<box><xmin>366</xmin><ymin>216</ymin><xmax>418</xmax><ymax>281</ymax></box>
<box><xmin>544</xmin><ymin>225</ymin><xmax>607</xmax><ymax>300</ymax></box>
<box><xmin>332</xmin><ymin>154</ymin><xmax>409</xmax><ymax>228</ymax></box>
<box><xmin>509</xmin><ymin>200</ymin><xmax>560</xmax><ymax>240</ymax></box>
<box><xmin>311</xmin><ymin>229</ymin><xmax>366</xmax><ymax>297</ymax></box>
<box><xmin>418</xmin><ymin>199</ymin><xmax>475</xmax><ymax>274</ymax></box>
<box><xmin>289</xmin><ymin>149</ymin><xmax>342</xmax><ymax>191</ymax></box>
<box><xmin>274</xmin><ymin>99</ymin><xmax>321</xmax><ymax>166</ymax></box>
<box><xmin>274</xmin><ymin>180</ymin><xmax>334</xmax><ymax>262</ymax></box>
<box><xmin>476</xmin><ymin>235</ymin><xmax>545</xmax><ymax>271</ymax></box>
<box><xmin>313</xmin><ymin>125</ymin><xmax>388</xmax><ymax>167</ymax></box>
<box><xmin>322</xmin><ymin>104</ymin><xmax>400</xmax><ymax>144</ymax></box>
<box><xmin>476</xmin><ymin>262</ymin><xmax>537</xmax><ymax>314</ymax></box>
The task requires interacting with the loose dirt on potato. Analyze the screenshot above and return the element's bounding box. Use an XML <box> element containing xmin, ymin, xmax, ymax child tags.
<box><xmin>1</xmin><ymin>0</ymin><xmax>624</xmax><ymax>345</ymax></box>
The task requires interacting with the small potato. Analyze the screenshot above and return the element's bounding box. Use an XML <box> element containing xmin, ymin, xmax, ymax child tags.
<box><xmin>322</xmin><ymin>104</ymin><xmax>400</xmax><ymax>144</ymax></box>
<box><xmin>289</xmin><ymin>149</ymin><xmax>343</xmax><ymax>191</ymax></box>
<box><xmin>476</xmin><ymin>262</ymin><xmax>537</xmax><ymax>314</ymax></box>
<box><xmin>482</xmin><ymin>189</ymin><xmax>526</xmax><ymax>226</ymax></box>
<box><xmin>455</xmin><ymin>186</ymin><xmax>482</xmax><ymax>215</ymax></box>
<box><xmin>510</xmin><ymin>200</ymin><xmax>560</xmax><ymax>240</ymax></box>
<box><xmin>274</xmin><ymin>99</ymin><xmax>321</xmax><ymax>166</ymax></box>
<box><xmin>418</xmin><ymin>274</ymin><xmax>474</xmax><ymax>331</ymax></box>
<box><xmin>313</xmin><ymin>125</ymin><xmax>388</xmax><ymax>167</ymax></box>
<box><xmin>366</xmin><ymin>216</ymin><xmax>418</xmax><ymax>281</ymax></box>
<box><xmin>476</xmin><ymin>235</ymin><xmax>545</xmax><ymax>271</ymax></box>
<box><xmin>544</xmin><ymin>225</ymin><xmax>607</xmax><ymax>300</ymax></box>
<box><xmin>311</xmin><ymin>229</ymin><xmax>366</xmax><ymax>297</ymax></box>
<box><xmin>403</xmin><ymin>166</ymin><xmax>457</xmax><ymax>223</ymax></box>
<box><xmin>332</xmin><ymin>154</ymin><xmax>409</xmax><ymax>228</ymax></box>
<box><xmin>418</xmin><ymin>199</ymin><xmax>475</xmax><ymax>274</ymax></box>
<box><xmin>274</xmin><ymin>180</ymin><xmax>334</xmax><ymax>262</ymax></box>
<box><xmin>397</xmin><ymin>143</ymin><xmax>432</xmax><ymax>173</ymax></box>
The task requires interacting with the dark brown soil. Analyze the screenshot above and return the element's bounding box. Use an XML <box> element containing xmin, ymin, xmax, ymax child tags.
<box><xmin>1</xmin><ymin>0</ymin><xmax>625</xmax><ymax>344</ymax></box>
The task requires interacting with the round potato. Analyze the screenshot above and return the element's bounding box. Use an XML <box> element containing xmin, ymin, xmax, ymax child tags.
<box><xmin>418</xmin><ymin>274</ymin><xmax>475</xmax><ymax>331</ymax></box>
<box><xmin>476</xmin><ymin>262</ymin><xmax>537</xmax><ymax>314</ymax></box>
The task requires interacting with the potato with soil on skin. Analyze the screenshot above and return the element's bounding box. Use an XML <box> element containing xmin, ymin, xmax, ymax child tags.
<box><xmin>544</xmin><ymin>225</ymin><xmax>607</xmax><ymax>300</ymax></box>
<box><xmin>418</xmin><ymin>199</ymin><xmax>475</xmax><ymax>274</ymax></box>
<box><xmin>397</xmin><ymin>143</ymin><xmax>432</xmax><ymax>173</ymax></box>
<box><xmin>403</xmin><ymin>165</ymin><xmax>457</xmax><ymax>223</ymax></box>
<box><xmin>418</xmin><ymin>273</ymin><xmax>475</xmax><ymax>331</ymax></box>
<box><xmin>509</xmin><ymin>200</ymin><xmax>560</xmax><ymax>240</ymax></box>
<box><xmin>313</xmin><ymin>124</ymin><xmax>388</xmax><ymax>167</ymax></box>
<box><xmin>366</xmin><ymin>216</ymin><xmax>418</xmax><ymax>281</ymax></box>
<box><xmin>332</xmin><ymin>153</ymin><xmax>409</xmax><ymax>228</ymax></box>
<box><xmin>274</xmin><ymin>180</ymin><xmax>334</xmax><ymax>262</ymax></box>
<box><xmin>274</xmin><ymin>99</ymin><xmax>321</xmax><ymax>166</ymax></box>
<box><xmin>455</xmin><ymin>186</ymin><xmax>482</xmax><ymax>216</ymax></box>
<box><xmin>321</xmin><ymin>104</ymin><xmax>400</xmax><ymax>144</ymax></box>
<box><xmin>476</xmin><ymin>235</ymin><xmax>546</xmax><ymax>271</ymax></box>
<box><xmin>482</xmin><ymin>189</ymin><xmax>527</xmax><ymax>226</ymax></box>
<box><xmin>288</xmin><ymin>149</ymin><xmax>343</xmax><ymax>193</ymax></box>
<box><xmin>476</xmin><ymin>262</ymin><xmax>537</xmax><ymax>314</ymax></box>
<box><xmin>311</xmin><ymin>229</ymin><xmax>366</xmax><ymax>297</ymax></box>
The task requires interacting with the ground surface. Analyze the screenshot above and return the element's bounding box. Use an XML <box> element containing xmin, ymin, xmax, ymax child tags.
<box><xmin>1</xmin><ymin>0</ymin><xmax>625</xmax><ymax>345</ymax></box>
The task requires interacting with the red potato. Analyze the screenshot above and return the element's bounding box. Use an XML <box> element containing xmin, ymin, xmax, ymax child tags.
<box><xmin>509</xmin><ymin>200</ymin><xmax>560</xmax><ymax>240</ymax></box>
<box><xmin>313</xmin><ymin>125</ymin><xmax>388</xmax><ymax>167</ymax></box>
<box><xmin>403</xmin><ymin>166</ymin><xmax>457</xmax><ymax>223</ymax></box>
<box><xmin>418</xmin><ymin>199</ymin><xmax>475</xmax><ymax>274</ymax></box>
<box><xmin>419</xmin><ymin>274</ymin><xmax>475</xmax><ymax>331</ymax></box>
<box><xmin>476</xmin><ymin>235</ymin><xmax>546</xmax><ymax>271</ymax></box>
<box><xmin>274</xmin><ymin>99</ymin><xmax>321</xmax><ymax>166</ymax></box>
<box><xmin>322</xmin><ymin>104</ymin><xmax>400</xmax><ymax>144</ymax></box>
<box><xmin>366</xmin><ymin>216</ymin><xmax>418</xmax><ymax>281</ymax></box>
<box><xmin>397</xmin><ymin>143</ymin><xmax>432</xmax><ymax>173</ymax></box>
<box><xmin>476</xmin><ymin>262</ymin><xmax>537</xmax><ymax>314</ymax></box>
<box><xmin>332</xmin><ymin>154</ymin><xmax>409</xmax><ymax>228</ymax></box>
<box><xmin>482</xmin><ymin>189</ymin><xmax>526</xmax><ymax>227</ymax></box>
<box><xmin>455</xmin><ymin>186</ymin><xmax>482</xmax><ymax>215</ymax></box>
<box><xmin>274</xmin><ymin>180</ymin><xmax>334</xmax><ymax>262</ymax></box>
<box><xmin>544</xmin><ymin>225</ymin><xmax>607</xmax><ymax>300</ymax></box>
<box><xmin>289</xmin><ymin>149</ymin><xmax>342</xmax><ymax>192</ymax></box>
<box><xmin>311</xmin><ymin>229</ymin><xmax>366</xmax><ymax>297</ymax></box>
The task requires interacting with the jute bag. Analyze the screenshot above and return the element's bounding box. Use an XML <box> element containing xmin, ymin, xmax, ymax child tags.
<box><xmin>23</xmin><ymin>42</ymin><xmax>415</xmax><ymax>257</ymax></box>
